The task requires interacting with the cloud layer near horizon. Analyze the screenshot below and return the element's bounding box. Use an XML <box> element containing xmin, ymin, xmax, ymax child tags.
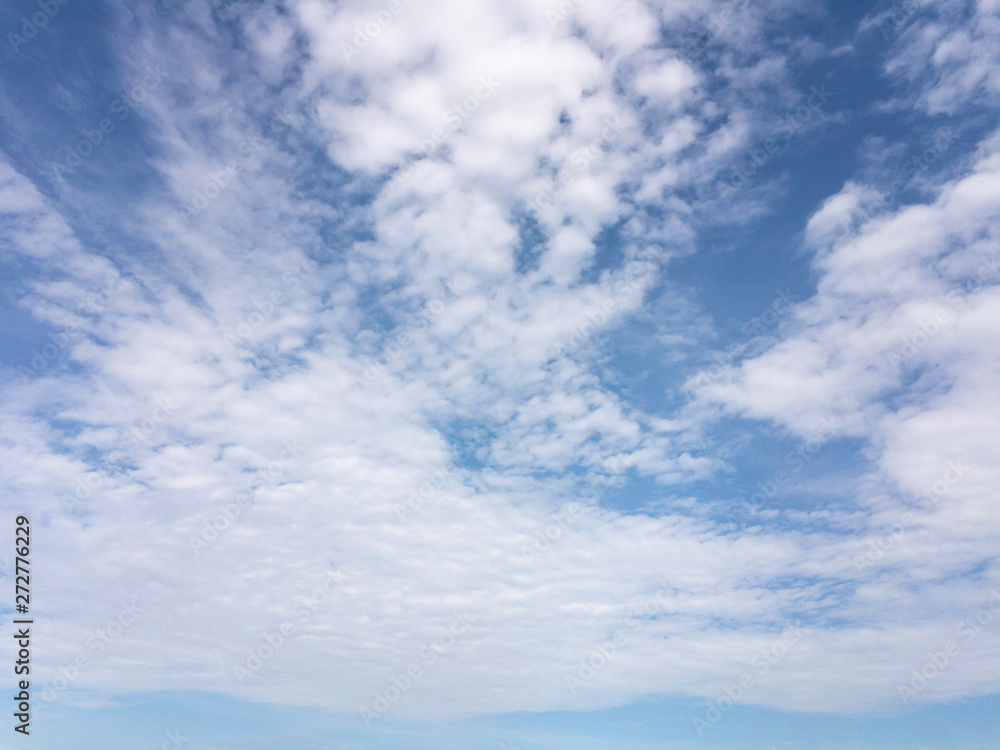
<box><xmin>1</xmin><ymin>0</ymin><xmax>999</xmax><ymax>724</ymax></box>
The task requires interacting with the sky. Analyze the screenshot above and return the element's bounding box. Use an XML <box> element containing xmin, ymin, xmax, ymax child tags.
<box><xmin>1</xmin><ymin>0</ymin><xmax>999</xmax><ymax>748</ymax></box>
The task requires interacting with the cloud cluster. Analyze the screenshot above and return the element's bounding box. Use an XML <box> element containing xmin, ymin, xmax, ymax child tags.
<box><xmin>1</xmin><ymin>0</ymin><xmax>998</xmax><ymax>725</ymax></box>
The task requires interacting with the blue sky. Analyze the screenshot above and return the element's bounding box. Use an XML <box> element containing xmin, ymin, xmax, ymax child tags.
<box><xmin>1</xmin><ymin>0</ymin><xmax>999</xmax><ymax>748</ymax></box>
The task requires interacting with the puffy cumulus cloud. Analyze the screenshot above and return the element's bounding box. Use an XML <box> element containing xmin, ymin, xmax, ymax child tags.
<box><xmin>693</xmin><ymin>145</ymin><xmax>1000</xmax><ymax>435</ymax></box>
<box><xmin>686</xmin><ymin>8</ymin><xmax>1000</xmax><ymax>705</ymax></box>
<box><xmin>3</xmin><ymin>0</ymin><xmax>999</xmax><ymax>728</ymax></box>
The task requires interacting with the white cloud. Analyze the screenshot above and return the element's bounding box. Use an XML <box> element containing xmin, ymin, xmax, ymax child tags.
<box><xmin>2</xmin><ymin>0</ymin><xmax>999</xmax><ymax>728</ymax></box>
